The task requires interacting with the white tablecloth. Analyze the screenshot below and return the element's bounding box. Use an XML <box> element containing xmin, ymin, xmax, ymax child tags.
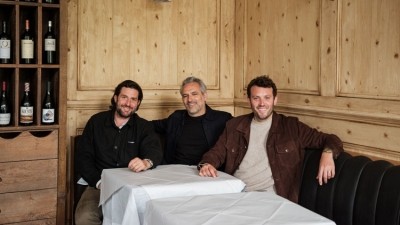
<box><xmin>100</xmin><ymin>165</ymin><xmax>246</xmax><ymax>225</ymax></box>
<box><xmin>143</xmin><ymin>192</ymin><xmax>336</xmax><ymax>225</ymax></box>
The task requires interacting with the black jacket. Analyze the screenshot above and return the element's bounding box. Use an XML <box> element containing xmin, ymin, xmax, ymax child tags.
<box><xmin>152</xmin><ymin>105</ymin><xmax>232</xmax><ymax>164</ymax></box>
<box><xmin>78</xmin><ymin>110</ymin><xmax>163</xmax><ymax>187</ymax></box>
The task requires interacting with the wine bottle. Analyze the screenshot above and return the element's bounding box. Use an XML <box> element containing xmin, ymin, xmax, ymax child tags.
<box><xmin>42</xmin><ymin>81</ymin><xmax>55</xmax><ymax>125</ymax></box>
<box><xmin>0</xmin><ymin>21</ymin><xmax>11</xmax><ymax>64</ymax></box>
<box><xmin>44</xmin><ymin>0</ymin><xmax>55</xmax><ymax>3</ymax></box>
<box><xmin>44</xmin><ymin>20</ymin><xmax>56</xmax><ymax>64</ymax></box>
<box><xmin>21</xmin><ymin>20</ymin><xmax>34</xmax><ymax>64</ymax></box>
<box><xmin>0</xmin><ymin>81</ymin><xmax>11</xmax><ymax>126</ymax></box>
<box><xmin>20</xmin><ymin>82</ymin><xmax>34</xmax><ymax>126</ymax></box>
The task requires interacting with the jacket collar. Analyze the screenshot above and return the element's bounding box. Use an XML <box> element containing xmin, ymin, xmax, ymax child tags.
<box><xmin>105</xmin><ymin>110</ymin><xmax>137</xmax><ymax>128</ymax></box>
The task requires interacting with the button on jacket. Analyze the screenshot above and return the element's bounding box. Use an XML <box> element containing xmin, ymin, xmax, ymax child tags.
<box><xmin>201</xmin><ymin>111</ymin><xmax>344</xmax><ymax>203</ymax></box>
<box><xmin>153</xmin><ymin>104</ymin><xmax>232</xmax><ymax>164</ymax></box>
<box><xmin>78</xmin><ymin>110</ymin><xmax>163</xmax><ymax>187</ymax></box>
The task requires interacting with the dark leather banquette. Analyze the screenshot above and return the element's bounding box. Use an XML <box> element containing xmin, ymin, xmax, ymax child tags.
<box><xmin>299</xmin><ymin>149</ymin><xmax>400</xmax><ymax>225</ymax></box>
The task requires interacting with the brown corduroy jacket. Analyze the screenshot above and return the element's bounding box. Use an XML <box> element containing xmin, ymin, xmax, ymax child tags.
<box><xmin>200</xmin><ymin>111</ymin><xmax>344</xmax><ymax>203</ymax></box>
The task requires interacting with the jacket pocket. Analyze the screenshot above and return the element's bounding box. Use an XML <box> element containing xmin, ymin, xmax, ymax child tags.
<box><xmin>275</xmin><ymin>140</ymin><xmax>300</xmax><ymax>167</ymax></box>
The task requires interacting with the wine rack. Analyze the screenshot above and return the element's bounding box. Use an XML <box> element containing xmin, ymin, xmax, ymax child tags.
<box><xmin>0</xmin><ymin>0</ymin><xmax>65</xmax><ymax>224</ymax></box>
<box><xmin>0</xmin><ymin>0</ymin><xmax>60</xmax><ymax>131</ymax></box>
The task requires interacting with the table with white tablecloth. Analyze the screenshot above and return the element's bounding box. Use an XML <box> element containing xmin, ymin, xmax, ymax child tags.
<box><xmin>99</xmin><ymin>164</ymin><xmax>246</xmax><ymax>225</ymax></box>
<box><xmin>143</xmin><ymin>192</ymin><xmax>336</xmax><ymax>225</ymax></box>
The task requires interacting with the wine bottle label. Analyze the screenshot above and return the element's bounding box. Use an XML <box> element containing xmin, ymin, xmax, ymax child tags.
<box><xmin>21</xmin><ymin>40</ymin><xmax>34</xmax><ymax>59</ymax></box>
<box><xmin>20</xmin><ymin>106</ymin><xmax>33</xmax><ymax>123</ymax></box>
<box><xmin>0</xmin><ymin>40</ymin><xmax>11</xmax><ymax>58</ymax></box>
<box><xmin>44</xmin><ymin>38</ymin><xmax>56</xmax><ymax>51</ymax></box>
<box><xmin>0</xmin><ymin>113</ymin><xmax>11</xmax><ymax>125</ymax></box>
<box><xmin>42</xmin><ymin>108</ymin><xmax>55</xmax><ymax>123</ymax></box>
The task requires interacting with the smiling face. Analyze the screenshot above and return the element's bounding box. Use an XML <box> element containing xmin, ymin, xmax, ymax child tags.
<box><xmin>181</xmin><ymin>82</ymin><xmax>207</xmax><ymax>117</ymax></box>
<box><xmin>113</xmin><ymin>87</ymin><xmax>141</xmax><ymax>119</ymax></box>
<box><xmin>248</xmin><ymin>85</ymin><xmax>277</xmax><ymax>122</ymax></box>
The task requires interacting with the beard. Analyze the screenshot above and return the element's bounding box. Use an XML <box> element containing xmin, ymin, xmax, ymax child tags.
<box><xmin>116</xmin><ymin>105</ymin><xmax>135</xmax><ymax>118</ymax></box>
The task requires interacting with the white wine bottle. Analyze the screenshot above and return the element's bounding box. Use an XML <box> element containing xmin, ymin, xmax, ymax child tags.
<box><xmin>44</xmin><ymin>21</ymin><xmax>56</xmax><ymax>64</ymax></box>
<box><xmin>21</xmin><ymin>20</ymin><xmax>34</xmax><ymax>64</ymax></box>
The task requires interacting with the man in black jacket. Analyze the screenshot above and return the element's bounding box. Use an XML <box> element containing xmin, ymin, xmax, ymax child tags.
<box><xmin>75</xmin><ymin>80</ymin><xmax>163</xmax><ymax>225</ymax></box>
<box><xmin>153</xmin><ymin>76</ymin><xmax>232</xmax><ymax>165</ymax></box>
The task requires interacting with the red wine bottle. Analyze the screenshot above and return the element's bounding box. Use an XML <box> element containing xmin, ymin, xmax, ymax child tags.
<box><xmin>20</xmin><ymin>82</ymin><xmax>34</xmax><ymax>126</ymax></box>
<box><xmin>42</xmin><ymin>81</ymin><xmax>55</xmax><ymax>125</ymax></box>
<box><xmin>0</xmin><ymin>81</ymin><xmax>11</xmax><ymax>126</ymax></box>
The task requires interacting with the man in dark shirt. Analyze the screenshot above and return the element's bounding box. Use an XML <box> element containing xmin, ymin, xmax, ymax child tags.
<box><xmin>75</xmin><ymin>80</ymin><xmax>163</xmax><ymax>225</ymax></box>
<box><xmin>153</xmin><ymin>76</ymin><xmax>232</xmax><ymax>165</ymax></box>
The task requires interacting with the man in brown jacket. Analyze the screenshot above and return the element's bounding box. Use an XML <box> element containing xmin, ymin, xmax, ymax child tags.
<box><xmin>198</xmin><ymin>75</ymin><xmax>344</xmax><ymax>203</ymax></box>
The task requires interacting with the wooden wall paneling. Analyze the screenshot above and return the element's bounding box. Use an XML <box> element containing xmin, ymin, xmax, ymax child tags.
<box><xmin>74</xmin><ymin>0</ymin><xmax>223</xmax><ymax>93</ymax></box>
<box><xmin>234</xmin><ymin>0</ymin><xmax>246</xmax><ymax>99</ymax></box>
<box><xmin>0</xmin><ymin>160</ymin><xmax>57</xmax><ymax>193</ymax></box>
<box><xmin>320</xmin><ymin>0</ymin><xmax>337</xmax><ymax>97</ymax></box>
<box><xmin>276</xmin><ymin>93</ymin><xmax>400</xmax><ymax>125</ymax></box>
<box><xmin>339</xmin><ymin>0</ymin><xmax>400</xmax><ymax>99</ymax></box>
<box><xmin>135</xmin><ymin>0</ymin><xmax>178</xmax><ymax>88</ymax></box>
<box><xmin>78</xmin><ymin>0</ymin><xmax>114</xmax><ymax>89</ymax></box>
<box><xmin>113</xmin><ymin>0</ymin><xmax>136</xmax><ymax>84</ymax></box>
<box><xmin>67</xmin><ymin>0</ymin><xmax>79</xmax><ymax>101</ymax></box>
<box><xmin>0</xmin><ymin>189</ymin><xmax>57</xmax><ymax>224</ymax></box>
<box><xmin>218</xmin><ymin>0</ymin><xmax>235</xmax><ymax>99</ymax></box>
<box><xmin>242</xmin><ymin>0</ymin><xmax>321</xmax><ymax>94</ymax></box>
<box><xmin>281</xmin><ymin>112</ymin><xmax>400</xmax><ymax>163</ymax></box>
<box><xmin>0</xmin><ymin>130</ymin><xmax>58</xmax><ymax>162</ymax></box>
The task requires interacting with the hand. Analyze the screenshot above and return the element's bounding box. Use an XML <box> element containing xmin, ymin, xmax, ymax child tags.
<box><xmin>128</xmin><ymin>157</ymin><xmax>151</xmax><ymax>172</ymax></box>
<box><xmin>198</xmin><ymin>163</ymin><xmax>218</xmax><ymax>177</ymax></box>
<box><xmin>316</xmin><ymin>150</ymin><xmax>335</xmax><ymax>185</ymax></box>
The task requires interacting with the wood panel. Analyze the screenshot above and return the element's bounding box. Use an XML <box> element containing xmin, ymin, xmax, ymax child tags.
<box><xmin>9</xmin><ymin>219</ymin><xmax>56</xmax><ymax>225</ymax></box>
<box><xmin>235</xmin><ymin>0</ymin><xmax>400</xmax><ymax>163</ymax></box>
<box><xmin>0</xmin><ymin>159</ymin><xmax>57</xmax><ymax>193</ymax></box>
<box><xmin>243</xmin><ymin>0</ymin><xmax>321</xmax><ymax>94</ymax></box>
<box><xmin>0</xmin><ymin>189</ymin><xmax>57</xmax><ymax>224</ymax></box>
<box><xmin>0</xmin><ymin>130</ymin><xmax>58</xmax><ymax>162</ymax></box>
<box><xmin>339</xmin><ymin>0</ymin><xmax>400</xmax><ymax>100</ymax></box>
<box><xmin>76</xmin><ymin>0</ymin><xmax>221</xmax><ymax>91</ymax></box>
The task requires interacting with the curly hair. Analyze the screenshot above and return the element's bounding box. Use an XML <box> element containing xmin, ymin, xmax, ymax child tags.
<box><xmin>246</xmin><ymin>75</ymin><xmax>277</xmax><ymax>98</ymax></box>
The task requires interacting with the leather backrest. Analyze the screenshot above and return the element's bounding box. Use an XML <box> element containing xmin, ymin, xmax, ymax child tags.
<box><xmin>299</xmin><ymin>149</ymin><xmax>399</xmax><ymax>225</ymax></box>
<box><xmin>70</xmin><ymin>135</ymin><xmax>87</xmax><ymax>224</ymax></box>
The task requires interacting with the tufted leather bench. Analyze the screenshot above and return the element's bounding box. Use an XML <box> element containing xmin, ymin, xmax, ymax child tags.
<box><xmin>299</xmin><ymin>149</ymin><xmax>400</xmax><ymax>225</ymax></box>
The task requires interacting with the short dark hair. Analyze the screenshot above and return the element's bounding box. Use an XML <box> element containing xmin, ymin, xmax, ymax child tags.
<box><xmin>110</xmin><ymin>80</ymin><xmax>143</xmax><ymax>110</ymax></box>
<box><xmin>246</xmin><ymin>75</ymin><xmax>277</xmax><ymax>98</ymax></box>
